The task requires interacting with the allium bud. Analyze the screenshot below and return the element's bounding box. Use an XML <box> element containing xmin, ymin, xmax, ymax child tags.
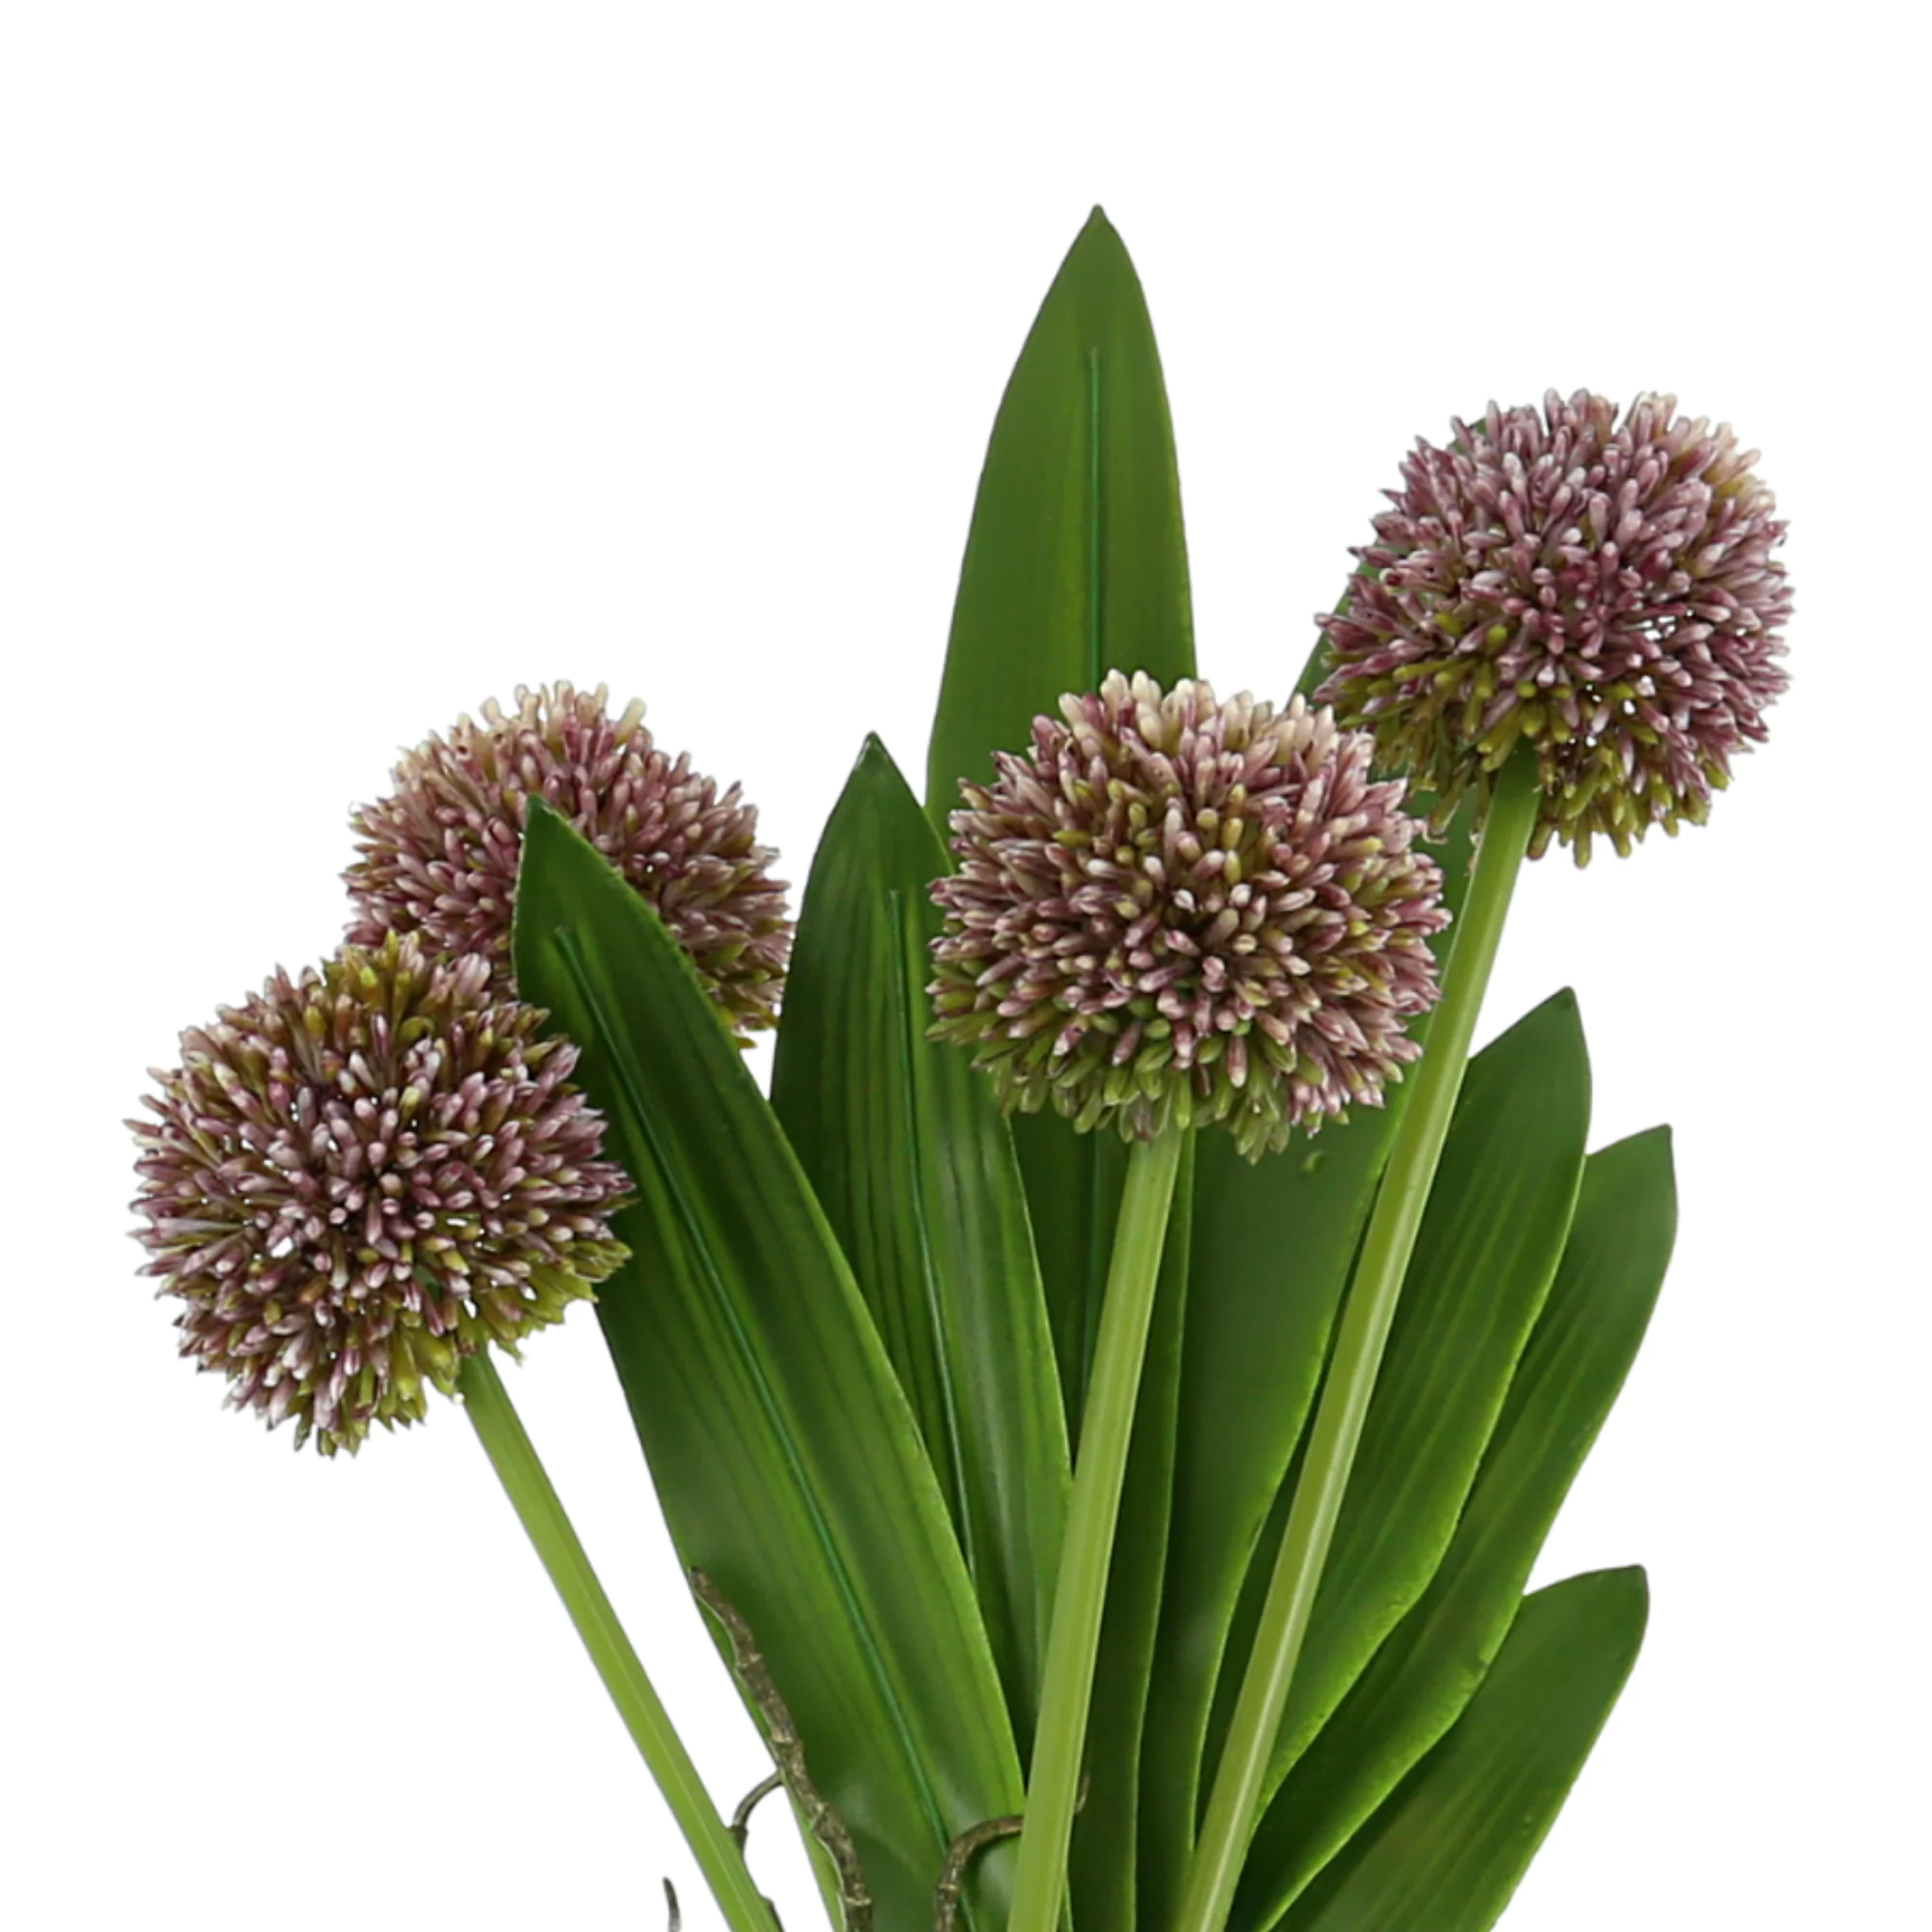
<box><xmin>928</xmin><ymin>672</ymin><xmax>1449</xmax><ymax>1159</ymax></box>
<box><xmin>129</xmin><ymin>933</ymin><xmax>632</xmax><ymax>1455</ymax></box>
<box><xmin>1317</xmin><ymin>390</ymin><xmax>1791</xmax><ymax>863</ymax></box>
<box><xmin>347</xmin><ymin>682</ymin><xmax>791</xmax><ymax>1033</ymax></box>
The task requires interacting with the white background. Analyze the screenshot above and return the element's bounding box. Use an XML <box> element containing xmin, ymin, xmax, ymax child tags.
<box><xmin>3</xmin><ymin>5</ymin><xmax>1923</xmax><ymax>1927</ymax></box>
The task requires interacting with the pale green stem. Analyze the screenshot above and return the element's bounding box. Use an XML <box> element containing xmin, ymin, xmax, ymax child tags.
<box><xmin>1175</xmin><ymin>753</ymin><xmax>1544</xmax><ymax>1932</ymax></box>
<box><xmin>459</xmin><ymin>1350</ymin><xmax>774</xmax><ymax>1932</ymax></box>
<box><xmin>1007</xmin><ymin>1125</ymin><xmax>1185</xmax><ymax>1932</ymax></box>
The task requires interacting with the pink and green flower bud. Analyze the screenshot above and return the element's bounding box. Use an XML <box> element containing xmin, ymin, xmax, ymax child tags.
<box><xmin>129</xmin><ymin>933</ymin><xmax>632</xmax><ymax>1455</ymax></box>
<box><xmin>347</xmin><ymin>682</ymin><xmax>791</xmax><ymax>1036</ymax></box>
<box><xmin>1317</xmin><ymin>390</ymin><xmax>1791</xmax><ymax>864</ymax></box>
<box><xmin>929</xmin><ymin>672</ymin><xmax>1449</xmax><ymax>1160</ymax></box>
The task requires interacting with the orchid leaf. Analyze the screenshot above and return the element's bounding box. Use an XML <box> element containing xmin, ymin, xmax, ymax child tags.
<box><xmin>770</xmin><ymin>735</ymin><xmax>1070</xmax><ymax>1757</ymax></box>
<box><xmin>512</xmin><ymin>801</ymin><xmax>1024</xmax><ymax>1932</ymax></box>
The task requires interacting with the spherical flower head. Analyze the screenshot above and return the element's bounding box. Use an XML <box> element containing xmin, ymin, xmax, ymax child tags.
<box><xmin>129</xmin><ymin>932</ymin><xmax>633</xmax><ymax>1456</ymax></box>
<box><xmin>928</xmin><ymin>672</ymin><xmax>1450</xmax><ymax>1160</ymax></box>
<box><xmin>1316</xmin><ymin>390</ymin><xmax>1792</xmax><ymax>863</ymax></box>
<box><xmin>347</xmin><ymin>682</ymin><xmax>791</xmax><ymax>1035</ymax></box>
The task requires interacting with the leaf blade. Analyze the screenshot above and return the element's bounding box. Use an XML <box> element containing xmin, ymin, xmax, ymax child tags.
<box><xmin>513</xmin><ymin>802</ymin><xmax>1024</xmax><ymax>1930</ymax></box>
<box><xmin>1236</xmin><ymin>1127</ymin><xmax>1676</xmax><ymax>1926</ymax></box>
<box><xmin>1136</xmin><ymin>794</ymin><xmax>1481</xmax><ymax>1927</ymax></box>
<box><xmin>1276</xmin><ymin>1567</ymin><xmax>1650</xmax><ymax>1932</ymax></box>
<box><xmin>770</xmin><ymin>735</ymin><xmax>1071</xmax><ymax>1756</ymax></box>
<box><xmin>924</xmin><ymin>205</ymin><xmax>1195</xmax><ymax>827</ymax></box>
<box><xmin>921</xmin><ymin>208</ymin><xmax>1203</xmax><ymax>1925</ymax></box>
<box><xmin>923</xmin><ymin>206</ymin><xmax>1197</xmax><ymax>1437</ymax></box>
<box><xmin>1259</xmin><ymin>989</ymin><xmax>1593</xmax><ymax>1791</ymax></box>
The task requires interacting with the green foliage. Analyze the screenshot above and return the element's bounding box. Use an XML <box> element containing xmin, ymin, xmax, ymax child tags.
<box><xmin>923</xmin><ymin>211</ymin><xmax>1208</xmax><ymax>1932</ymax></box>
<box><xmin>497</xmin><ymin>208</ymin><xmax>1672</xmax><ymax>1932</ymax></box>
<box><xmin>923</xmin><ymin>205</ymin><xmax>1195</xmax><ymax>828</ymax></box>
<box><xmin>1137</xmin><ymin>788</ymin><xmax>1480</xmax><ymax>1928</ymax></box>
<box><xmin>770</xmin><ymin>736</ymin><xmax>1070</xmax><ymax>1757</ymax></box>
<box><xmin>513</xmin><ymin>802</ymin><xmax>1024</xmax><ymax>1932</ymax></box>
<box><xmin>925</xmin><ymin>205</ymin><xmax>1197</xmax><ymax>1440</ymax></box>
<box><xmin>1274</xmin><ymin>1567</ymin><xmax>1650</xmax><ymax>1932</ymax></box>
<box><xmin>1262</xmin><ymin>989</ymin><xmax>1591</xmax><ymax>1786</ymax></box>
<box><xmin>1236</xmin><ymin>1129</ymin><xmax>1675</xmax><ymax>1925</ymax></box>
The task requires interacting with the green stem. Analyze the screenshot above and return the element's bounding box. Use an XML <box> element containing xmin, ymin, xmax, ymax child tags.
<box><xmin>1175</xmin><ymin>753</ymin><xmax>1543</xmax><ymax>1932</ymax></box>
<box><xmin>1007</xmin><ymin>1125</ymin><xmax>1185</xmax><ymax>1932</ymax></box>
<box><xmin>458</xmin><ymin>1350</ymin><xmax>774</xmax><ymax>1932</ymax></box>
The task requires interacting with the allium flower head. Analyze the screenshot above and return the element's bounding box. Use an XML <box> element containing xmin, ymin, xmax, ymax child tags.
<box><xmin>129</xmin><ymin>933</ymin><xmax>632</xmax><ymax>1455</ymax></box>
<box><xmin>1317</xmin><ymin>390</ymin><xmax>1792</xmax><ymax>862</ymax></box>
<box><xmin>347</xmin><ymin>682</ymin><xmax>790</xmax><ymax>1033</ymax></box>
<box><xmin>928</xmin><ymin>672</ymin><xmax>1449</xmax><ymax>1159</ymax></box>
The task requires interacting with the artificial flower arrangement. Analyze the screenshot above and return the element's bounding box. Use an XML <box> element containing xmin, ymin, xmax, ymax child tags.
<box><xmin>130</xmin><ymin>210</ymin><xmax>1788</xmax><ymax>1932</ymax></box>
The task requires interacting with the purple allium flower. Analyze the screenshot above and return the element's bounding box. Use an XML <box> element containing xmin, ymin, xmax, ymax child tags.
<box><xmin>1316</xmin><ymin>391</ymin><xmax>1792</xmax><ymax>863</ymax></box>
<box><xmin>347</xmin><ymin>682</ymin><xmax>791</xmax><ymax>1034</ymax></box>
<box><xmin>928</xmin><ymin>672</ymin><xmax>1449</xmax><ymax>1159</ymax></box>
<box><xmin>129</xmin><ymin>933</ymin><xmax>632</xmax><ymax>1456</ymax></box>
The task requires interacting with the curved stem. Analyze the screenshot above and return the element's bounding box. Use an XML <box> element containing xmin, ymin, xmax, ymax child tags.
<box><xmin>1176</xmin><ymin>753</ymin><xmax>1543</xmax><ymax>1932</ymax></box>
<box><xmin>459</xmin><ymin>1350</ymin><xmax>774</xmax><ymax>1932</ymax></box>
<box><xmin>1006</xmin><ymin>1125</ymin><xmax>1184</xmax><ymax>1932</ymax></box>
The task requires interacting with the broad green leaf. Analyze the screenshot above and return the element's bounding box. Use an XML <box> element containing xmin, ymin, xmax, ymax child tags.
<box><xmin>512</xmin><ymin>803</ymin><xmax>1024</xmax><ymax>1931</ymax></box>
<box><xmin>1236</xmin><ymin>1128</ymin><xmax>1675</xmax><ymax>1927</ymax></box>
<box><xmin>1068</xmin><ymin>1140</ymin><xmax>1193</xmax><ymax>1932</ymax></box>
<box><xmin>1258</xmin><ymin>988</ymin><xmax>1590</xmax><ymax>1792</ymax></box>
<box><xmin>923</xmin><ymin>205</ymin><xmax>1196</xmax><ymax>1436</ymax></box>
<box><xmin>1187</xmin><ymin>989</ymin><xmax>1590</xmax><ymax>1868</ymax></box>
<box><xmin>923</xmin><ymin>203</ymin><xmax>1194</xmax><ymax>828</ymax></box>
<box><xmin>1135</xmin><ymin>1099</ymin><xmax>1390</xmax><ymax>1925</ymax></box>
<box><xmin>1275</xmin><ymin>1567</ymin><xmax>1650</xmax><ymax>1932</ymax></box>
<box><xmin>769</xmin><ymin>735</ymin><xmax>1070</xmax><ymax>1757</ymax></box>
<box><xmin>1135</xmin><ymin>793</ymin><xmax>1480</xmax><ymax>1928</ymax></box>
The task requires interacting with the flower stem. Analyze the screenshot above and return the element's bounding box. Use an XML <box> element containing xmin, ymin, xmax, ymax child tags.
<box><xmin>458</xmin><ymin>1350</ymin><xmax>774</xmax><ymax>1932</ymax></box>
<box><xmin>1175</xmin><ymin>752</ymin><xmax>1543</xmax><ymax>1932</ymax></box>
<box><xmin>1006</xmin><ymin>1124</ymin><xmax>1185</xmax><ymax>1932</ymax></box>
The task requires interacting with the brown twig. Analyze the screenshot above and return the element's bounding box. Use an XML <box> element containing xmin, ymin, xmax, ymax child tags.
<box><xmin>932</xmin><ymin>1773</ymin><xmax>1090</xmax><ymax>1932</ymax></box>
<box><xmin>690</xmin><ymin>1568</ymin><xmax>872</xmax><ymax>1932</ymax></box>
<box><xmin>730</xmin><ymin>1770</ymin><xmax>786</xmax><ymax>1853</ymax></box>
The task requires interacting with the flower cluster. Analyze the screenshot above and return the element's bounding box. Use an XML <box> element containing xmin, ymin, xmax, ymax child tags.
<box><xmin>929</xmin><ymin>672</ymin><xmax>1448</xmax><ymax>1158</ymax></box>
<box><xmin>1317</xmin><ymin>390</ymin><xmax>1791</xmax><ymax>862</ymax></box>
<box><xmin>129</xmin><ymin>933</ymin><xmax>632</xmax><ymax>1455</ymax></box>
<box><xmin>348</xmin><ymin>681</ymin><xmax>791</xmax><ymax>1034</ymax></box>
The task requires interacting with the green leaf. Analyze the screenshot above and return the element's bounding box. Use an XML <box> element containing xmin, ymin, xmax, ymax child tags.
<box><xmin>1275</xmin><ymin>1567</ymin><xmax>1650</xmax><ymax>1932</ymax></box>
<box><xmin>923</xmin><ymin>204</ymin><xmax>1194</xmax><ymax>826</ymax></box>
<box><xmin>1183</xmin><ymin>987</ymin><xmax>1590</xmax><ymax>1897</ymax></box>
<box><xmin>1069</xmin><ymin>1139</ymin><xmax>1193</xmax><ymax>1932</ymax></box>
<box><xmin>1133</xmin><ymin>796</ymin><xmax>1480</xmax><ymax>1930</ymax></box>
<box><xmin>923</xmin><ymin>205</ymin><xmax>1196</xmax><ymax>1436</ymax></box>
<box><xmin>1258</xmin><ymin>988</ymin><xmax>1591</xmax><ymax>1791</ymax></box>
<box><xmin>1133</xmin><ymin>1087</ymin><xmax>1391</xmax><ymax>1923</ymax></box>
<box><xmin>512</xmin><ymin>802</ymin><xmax>1024</xmax><ymax>1931</ymax></box>
<box><xmin>769</xmin><ymin>735</ymin><xmax>1070</xmax><ymax>1757</ymax></box>
<box><xmin>1236</xmin><ymin>1127</ymin><xmax>1675</xmax><ymax>1927</ymax></box>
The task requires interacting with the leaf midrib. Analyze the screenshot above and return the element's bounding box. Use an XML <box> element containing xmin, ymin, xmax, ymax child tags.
<box><xmin>1077</xmin><ymin>340</ymin><xmax>1109</xmax><ymax>1424</ymax></box>
<box><xmin>889</xmin><ymin>882</ymin><xmax>978</xmax><ymax>1573</ymax></box>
